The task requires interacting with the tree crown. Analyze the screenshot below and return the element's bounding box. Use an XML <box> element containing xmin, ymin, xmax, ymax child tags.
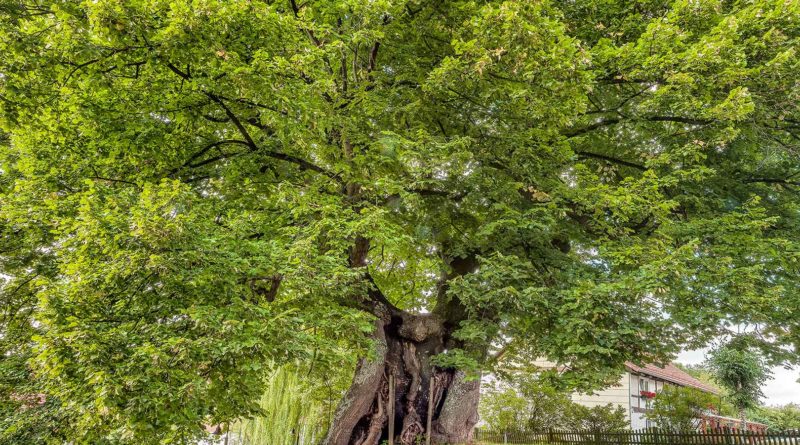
<box><xmin>2</xmin><ymin>0</ymin><xmax>799</xmax><ymax>441</ymax></box>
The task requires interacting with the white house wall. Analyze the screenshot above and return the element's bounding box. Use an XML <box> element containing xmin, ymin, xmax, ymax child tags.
<box><xmin>629</xmin><ymin>374</ymin><xmax>666</xmax><ymax>429</ymax></box>
<box><xmin>533</xmin><ymin>362</ymin><xmax>713</xmax><ymax>430</ymax></box>
<box><xmin>570</xmin><ymin>373</ymin><xmax>632</xmax><ymax>424</ymax></box>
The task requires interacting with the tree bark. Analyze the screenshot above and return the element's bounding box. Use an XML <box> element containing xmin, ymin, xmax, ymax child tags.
<box><xmin>323</xmin><ymin>314</ymin><xmax>481</xmax><ymax>445</ymax></box>
<box><xmin>323</xmin><ymin>319</ymin><xmax>389</xmax><ymax>445</ymax></box>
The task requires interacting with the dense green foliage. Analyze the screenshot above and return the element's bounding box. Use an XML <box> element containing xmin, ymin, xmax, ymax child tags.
<box><xmin>479</xmin><ymin>375</ymin><xmax>627</xmax><ymax>432</ymax></box>
<box><xmin>679</xmin><ymin>362</ymin><xmax>800</xmax><ymax>431</ymax></box>
<box><xmin>566</xmin><ymin>404</ymin><xmax>629</xmax><ymax>432</ymax></box>
<box><xmin>480</xmin><ymin>376</ymin><xmax>570</xmax><ymax>432</ymax></box>
<box><xmin>2</xmin><ymin>0</ymin><xmax>800</xmax><ymax>442</ymax></box>
<box><xmin>646</xmin><ymin>386</ymin><xmax>719</xmax><ymax>432</ymax></box>
<box><xmin>749</xmin><ymin>404</ymin><xmax>800</xmax><ymax>431</ymax></box>
<box><xmin>707</xmin><ymin>345</ymin><xmax>773</xmax><ymax>416</ymax></box>
<box><xmin>676</xmin><ymin>363</ymin><xmax>737</xmax><ymax>417</ymax></box>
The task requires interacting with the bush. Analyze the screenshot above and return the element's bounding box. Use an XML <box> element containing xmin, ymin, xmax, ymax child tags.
<box><xmin>479</xmin><ymin>375</ymin><xmax>627</xmax><ymax>432</ymax></box>
<box><xmin>479</xmin><ymin>376</ymin><xmax>572</xmax><ymax>431</ymax></box>
<box><xmin>564</xmin><ymin>404</ymin><xmax>628</xmax><ymax>431</ymax></box>
<box><xmin>646</xmin><ymin>386</ymin><xmax>718</xmax><ymax>431</ymax></box>
<box><xmin>748</xmin><ymin>404</ymin><xmax>800</xmax><ymax>431</ymax></box>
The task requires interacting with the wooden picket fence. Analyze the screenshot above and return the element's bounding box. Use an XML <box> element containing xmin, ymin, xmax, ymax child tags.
<box><xmin>472</xmin><ymin>428</ymin><xmax>800</xmax><ymax>445</ymax></box>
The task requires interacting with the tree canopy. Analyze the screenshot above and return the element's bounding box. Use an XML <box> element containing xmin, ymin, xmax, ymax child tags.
<box><xmin>1</xmin><ymin>0</ymin><xmax>800</xmax><ymax>443</ymax></box>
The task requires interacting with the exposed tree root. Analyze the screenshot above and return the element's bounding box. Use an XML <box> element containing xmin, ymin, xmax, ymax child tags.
<box><xmin>354</xmin><ymin>379</ymin><xmax>388</xmax><ymax>445</ymax></box>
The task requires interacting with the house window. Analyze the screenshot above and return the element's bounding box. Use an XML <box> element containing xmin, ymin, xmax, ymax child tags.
<box><xmin>639</xmin><ymin>379</ymin><xmax>654</xmax><ymax>410</ymax></box>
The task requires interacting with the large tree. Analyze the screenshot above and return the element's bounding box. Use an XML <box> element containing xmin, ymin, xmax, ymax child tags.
<box><xmin>1</xmin><ymin>1</ymin><xmax>800</xmax><ymax>444</ymax></box>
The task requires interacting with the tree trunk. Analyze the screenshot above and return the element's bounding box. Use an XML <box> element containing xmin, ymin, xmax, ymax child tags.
<box><xmin>323</xmin><ymin>314</ymin><xmax>480</xmax><ymax>445</ymax></box>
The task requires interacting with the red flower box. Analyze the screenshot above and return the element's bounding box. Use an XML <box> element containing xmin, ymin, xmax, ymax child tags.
<box><xmin>640</xmin><ymin>390</ymin><xmax>657</xmax><ymax>399</ymax></box>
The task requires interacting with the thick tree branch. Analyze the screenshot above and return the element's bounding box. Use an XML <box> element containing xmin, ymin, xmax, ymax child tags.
<box><xmin>646</xmin><ymin>115</ymin><xmax>711</xmax><ymax>125</ymax></box>
<box><xmin>186</xmin><ymin>150</ymin><xmax>251</xmax><ymax>169</ymax></box>
<box><xmin>165</xmin><ymin>62</ymin><xmax>341</xmax><ymax>180</ymax></box>
<box><xmin>222</xmin><ymin>95</ymin><xmax>288</xmax><ymax>117</ymax></box>
<box><xmin>574</xmin><ymin>150</ymin><xmax>646</xmax><ymax>170</ymax></box>
<box><xmin>433</xmin><ymin>254</ymin><xmax>479</xmax><ymax>330</ymax></box>
<box><xmin>201</xmin><ymin>114</ymin><xmax>229</xmax><ymax>123</ymax></box>
<box><xmin>205</xmin><ymin>93</ymin><xmax>258</xmax><ymax>149</ymax></box>
<box><xmin>263</xmin><ymin>150</ymin><xmax>341</xmax><ymax>178</ymax></box>
<box><xmin>90</xmin><ymin>176</ymin><xmax>141</xmax><ymax>188</ymax></box>
<box><xmin>563</xmin><ymin>118</ymin><xmax>621</xmax><ymax>137</ymax></box>
<box><xmin>596</xmin><ymin>76</ymin><xmax>665</xmax><ymax>85</ymax></box>
<box><xmin>246</xmin><ymin>274</ymin><xmax>283</xmax><ymax>303</ymax></box>
<box><xmin>408</xmin><ymin>188</ymin><xmax>467</xmax><ymax>201</ymax></box>
<box><xmin>62</xmin><ymin>46</ymin><xmax>143</xmax><ymax>82</ymax></box>
<box><xmin>364</xmin><ymin>272</ymin><xmax>403</xmax><ymax>317</ymax></box>
<box><xmin>565</xmin><ymin>115</ymin><xmax>712</xmax><ymax>138</ymax></box>
<box><xmin>744</xmin><ymin>177</ymin><xmax>800</xmax><ymax>187</ymax></box>
<box><xmin>171</xmin><ymin>139</ymin><xmax>251</xmax><ymax>176</ymax></box>
<box><xmin>368</xmin><ymin>41</ymin><xmax>380</xmax><ymax>73</ymax></box>
<box><xmin>289</xmin><ymin>0</ymin><xmax>324</xmax><ymax>48</ymax></box>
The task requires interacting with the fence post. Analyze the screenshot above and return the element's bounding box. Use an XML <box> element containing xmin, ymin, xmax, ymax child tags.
<box><xmin>723</xmin><ymin>427</ymin><xmax>733</xmax><ymax>445</ymax></box>
<box><xmin>425</xmin><ymin>381</ymin><xmax>434</xmax><ymax>445</ymax></box>
<box><xmin>463</xmin><ymin>428</ymin><xmax>788</xmax><ymax>445</ymax></box>
<box><xmin>388</xmin><ymin>373</ymin><xmax>395</xmax><ymax>445</ymax></box>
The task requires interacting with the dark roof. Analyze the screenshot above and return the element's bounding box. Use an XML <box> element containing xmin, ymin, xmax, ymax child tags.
<box><xmin>625</xmin><ymin>362</ymin><xmax>720</xmax><ymax>395</ymax></box>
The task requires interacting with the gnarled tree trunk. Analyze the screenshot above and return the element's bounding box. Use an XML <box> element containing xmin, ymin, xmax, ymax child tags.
<box><xmin>326</xmin><ymin>241</ymin><xmax>481</xmax><ymax>445</ymax></box>
<box><xmin>323</xmin><ymin>313</ymin><xmax>480</xmax><ymax>445</ymax></box>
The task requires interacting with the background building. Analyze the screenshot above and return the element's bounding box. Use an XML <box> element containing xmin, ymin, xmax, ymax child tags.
<box><xmin>573</xmin><ymin>362</ymin><xmax>718</xmax><ymax>429</ymax></box>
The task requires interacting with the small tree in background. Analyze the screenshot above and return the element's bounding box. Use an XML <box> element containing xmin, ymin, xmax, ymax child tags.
<box><xmin>479</xmin><ymin>375</ymin><xmax>574</xmax><ymax>432</ymax></box>
<box><xmin>707</xmin><ymin>344</ymin><xmax>773</xmax><ymax>429</ymax></box>
<box><xmin>675</xmin><ymin>363</ymin><xmax>738</xmax><ymax>417</ymax></box>
<box><xmin>479</xmin><ymin>382</ymin><xmax>538</xmax><ymax>432</ymax></box>
<box><xmin>646</xmin><ymin>386</ymin><xmax>718</xmax><ymax>431</ymax></box>
<box><xmin>233</xmin><ymin>366</ymin><xmax>332</xmax><ymax>445</ymax></box>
